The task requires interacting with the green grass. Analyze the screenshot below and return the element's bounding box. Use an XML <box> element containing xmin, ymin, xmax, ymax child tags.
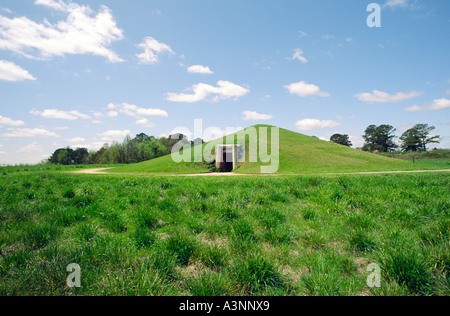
<box><xmin>108</xmin><ymin>126</ymin><xmax>449</xmax><ymax>175</ymax></box>
<box><xmin>107</xmin><ymin>154</ymin><xmax>212</xmax><ymax>174</ymax></box>
<box><xmin>0</xmin><ymin>170</ymin><xmax>448</xmax><ymax>296</ymax></box>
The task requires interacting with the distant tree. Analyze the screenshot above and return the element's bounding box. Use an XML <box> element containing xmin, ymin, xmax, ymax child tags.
<box><xmin>330</xmin><ymin>133</ymin><xmax>353</xmax><ymax>147</ymax></box>
<box><xmin>86</xmin><ymin>151</ymin><xmax>97</xmax><ymax>164</ymax></box>
<box><xmin>48</xmin><ymin>132</ymin><xmax>205</xmax><ymax>165</ymax></box>
<box><xmin>400</xmin><ymin>124</ymin><xmax>440</xmax><ymax>152</ymax></box>
<box><xmin>157</xmin><ymin>137</ymin><xmax>169</xmax><ymax>153</ymax></box>
<box><xmin>106</xmin><ymin>143</ymin><xmax>122</xmax><ymax>164</ymax></box>
<box><xmin>48</xmin><ymin>148</ymin><xmax>63</xmax><ymax>164</ymax></box>
<box><xmin>94</xmin><ymin>146</ymin><xmax>108</xmax><ymax>164</ymax></box>
<box><xmin>134</xmin><ymin>133</ymin><xmax>151</xmax><ymax>143</ymax></box>
<box><xmin>362</xmin><ymin>124</ymin><xmax>398</xmax><ymax>153</ymax></box>
<box><xmin>49</xmin><ymin>148</ymin><xmax>73</xmax><ymax>165</ymax></box>
<box><xmin>72</xmin><ymin>148</ymin><xmax>89</xmax><ymax>164</ymax></box>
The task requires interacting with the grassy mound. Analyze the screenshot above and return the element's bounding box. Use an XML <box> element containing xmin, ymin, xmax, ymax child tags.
<box><xmin>109</xmin><ymin>125</ymin><xmax>442</xmax><ymax>175</ymax></box>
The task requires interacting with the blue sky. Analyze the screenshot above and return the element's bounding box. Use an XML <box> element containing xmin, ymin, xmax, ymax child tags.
<box><xmin>0</xmin><ymin>0</ymin><xmax>449</xmax><ymax>164</ymax></box>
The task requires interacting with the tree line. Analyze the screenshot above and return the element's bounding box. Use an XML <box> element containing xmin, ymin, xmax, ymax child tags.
<box><xmin>330</xmin><ymin>123</ymin><xmax>440</xmax><ymax>152</ymax></box>
<box><xmin>48</xmin><ymin>133</ymin><xmax>201</xmax><ymax>165</ymax></box>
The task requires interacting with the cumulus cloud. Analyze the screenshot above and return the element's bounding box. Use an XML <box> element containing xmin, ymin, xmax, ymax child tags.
<box><xmin>295</xmin><ymin>119</ymin><xmax>341</xmax><ymax>131</ymax></box>
<box><xmin>355</xmin><ymin>90</ymin><xmax>423</xmax><ymax>104</ymax></box>
<box><xmin>187</xmin><ymin>65</ymin><xmax>214</xmax><ymax>74</ymax></box>
<box><xmin>136</xmin><ymin>36</ymin><xmax>174</xmax><ymax>64</ymax></box>
<box><xmin>0</xmin><ymin>4</ymin><xmax>124</xmax><ymax>63</ymax></box>
<box><xmin>65</xmin><ymin>137</ymin><xmax>86</xmax><ymax>143</ymax></box>
<box><xmin>18</xmin><ymin>142</ymin><xmax>44</xmax><ymax>153</ymax></box>
<box><xmin>166</xmin><ymin>81</ymin><xmax>250</xmax><ymax>103</ymax></box>
<box><xmin>405</xmin><ymin>98</ymin><xmax>450</xmax><ymax>112</ymax></box>
<box><xmin>34</xmin><ymin>0</ymin><xmax>68</xmax><ymax>11</ymax></box>
<box><xmin>30</xmin><ymin>109</ymin><xmax>91</xmax><ymax>120</ymax></box>
<box><xmin>0</xmin><ymin>115</ymin><xmax>25</xmax><ymax>126</ymax></box>
<box><xmin>107</xmin><ymin>103</ymin><xmax>168</xmax><ymax>118</ymax></box>
<box><xmin>1</xmin><ymin>128</ymin><xmax>59</xmax><ymax>138</ymax></box>
<box><xmin>384</xmin><ymin>0</ymin><xmax>409</xmax><ymax>9</ymax></box>
<box><xmin>0</xmin><ymin>60</ymin><xmax>36</xmax><ymax>82</ymax></box>
<box><xmin>242</xmin><ymin>111</ymin><xmax>273</xmax><ymax>121</ymax></box>
<box><xmin>106</xmin><ymin>111</ymin><xmax>118</xmax><ymax>118</ymax></box>
<box><xmin>285</xmin><ymin>81</ymin><xmax>329</xmax><ymax>97</ymax></box>
<box><xmin>98</xmin><ymin>129</ymin><xmax>131</xmax><ymax>141</ymax></box>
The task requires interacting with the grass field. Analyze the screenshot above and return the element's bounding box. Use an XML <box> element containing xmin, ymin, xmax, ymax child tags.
<box><xmin>0</xmin><ymin>169</ymin><xmax>448</xmax><ymax>296</ymax></box>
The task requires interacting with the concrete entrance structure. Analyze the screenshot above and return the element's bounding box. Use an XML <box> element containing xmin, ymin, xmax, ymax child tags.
<box><xmin>215</xmin><ymin>145</ymin><xmax>238</xmax><ymax>172</ymax></box>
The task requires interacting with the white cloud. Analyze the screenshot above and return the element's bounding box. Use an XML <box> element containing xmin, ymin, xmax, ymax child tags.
<box><xmin>0</xmin><ymin>115</ymin><xmax>25</xmax><ymax>126</ymax></box>
<box><xmin>106</xmin><ymin>111</ymin><xmax>118</xmax><ymax>118</ymax></box>
<box><xmin>289</xmin><ymin>49</ymin><xmax>308</xmax><ymax>63</ymax></box>
<box><xmin>295</xmin><ymin>119</ymin><xmax>341</xmax><ymax>131</ymax></box>
<box><xmin>107</xmin><ymin>103</ymin><xmax>168</xmax><ymax>118</ymax></box>
<box><xmin>355</xmin><ymin>90</ymin><xmax>423</xmax><ymax>104</ymax></box>
<box><xmin>0</xmin><ymin>60</ymin><xmax>36</xmax><ymax>82</ymax></box>
<box><xmin>285</xmin><ymin>81</ymin><xmax>329</xmax><ymax>97</ymax></box>
<box><xmin>135</xmin><ymin>118</ymin><xmax>155</xmax><ymax>128</ymax></box>
<box><xmin>66</xmin><ymin>137</ymin><xmax>86</xmax><ymax>143</ymax></box>
<box><xmin>30</xmin><ymin>109</ymin><xmax>91</xmax><ymax>120</ymax></box>
<box><xmin>299</xmin><ymin>30</ymin><xmax>308</xmax><ymax>38</ymax></box>
<box><xmin>405</xmin><ymin>98</ymin><xmax>450</xmax><ymax>112</ymax></box>
<box><xmin>93</xmin><ymin>112</ymin><xmax>104</xmax><ymax>118</ymax></box>
<box><xmin>34</xmin><ymin>0</ymin><xmax>68</xmax><ymax>11</ymax></box>
<box><xmin>166</xmin><ymin>81</ymin><xmax>250</xmax><ymax>103</ymax></box>
<box><xmin>202</xmin><ymin>127</ymin><xmax>230</xmax><ymax>142</ymax></box>
<box><xmin>0</xmin><ymin>4</ymin><xmax>124</xmax><ymax>63</ymax></box>
<box><xmin>242</xmin><ymin>111</ymin><xmax>273</xmax><ymax>121</ymax></box>
<box><xmin>384</xmin><ymin>0</ymin><xmax>409</xmax><ymax>9</ymax></box>
<box><xmin>187</xmin><ymin>65</ymin><xmax>214</xmax><ymax>74</ymax></box>
<box><xmin>98</xmin><ymin>129</ymin><xmax>131</xmax><ymax>141</ymax></box>
<box><xmin>136</xmin><ymin>36</ymin><xmax>174</xmax><ymax>64</ymax></box>
<box><xmin>18</xmin><ymin>142</ymin><xmax>44</xmax><ymax>153</ymax></box>
<box><xmin>136</xmin><ymin>118</ymin><xmax>149</xmax><ymax>125</ymax></box>
<box><xmin>2</xmin><ymin>128</ymin><xmax>59</xmax><ymax>138</ymax></box>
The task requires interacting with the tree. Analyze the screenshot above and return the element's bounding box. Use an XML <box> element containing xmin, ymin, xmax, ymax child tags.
<box><xmin>362</xmin><ymin>124</ymin><xmax>398</xmax><ymax>152</ymax></box>
<box><xmin>72</xmin><ymin>148</ymin><xmax>89</xmax><ymax>164</ymax></box>
<box><xmin>49</xmin><ymin>148</ymin><xmax>73</xmax><ymax>165</ymax></box>
<box><xmin>400</xmin><ymin>124</ymin><xmax>440</xmax><ymax>152</ymax></box>
<box><xmin>94</xmin><ymin>146</ymin><xmax>108</xmax><ymax>164</ymax></box>
<box><xmin>330</xmin><ymin>133</ymin><xmax>353</xmax><ymax>147</ymax></box>
<box><xmin>47</xmin><ymin>132</ymin><xmax>205</xmax><ymax>165</ymax></box>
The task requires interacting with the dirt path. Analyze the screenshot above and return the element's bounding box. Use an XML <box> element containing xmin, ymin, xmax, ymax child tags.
<box><xmin>69</xmin><ymin>168</ymin><xmax>450</xmax><ymax>176</ymax></box>
<box><xmin>69</xmin><ymin>168</ymin><xmax>114</xmax><ymax>174</ymax></box>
